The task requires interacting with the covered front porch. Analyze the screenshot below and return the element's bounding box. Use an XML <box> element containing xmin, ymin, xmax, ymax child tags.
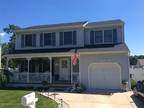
<box><xmin>5</xmin><ymin>53</ymin><xmax>79</xmax><ymax>84</ymax></box>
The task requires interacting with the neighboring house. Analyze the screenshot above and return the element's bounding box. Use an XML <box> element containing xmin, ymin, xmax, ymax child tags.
<box><xmin>4</xmin><ymin>19</ymin><xmax>130</xmax><ymax>90</ymax></box>
<box><xmin>130</xmin><ymin>67</ymin><xmax>144</xmax><ymax>82</ymax></box>
<box><xmin>130</xmin><ymin>59</ymin><xmax>144</xmax><ymax>82</ymax></box>
<box><xmin>136</xmin><ymin>59</ymin><xmax>144</xmax><ymax>68</ymax></box>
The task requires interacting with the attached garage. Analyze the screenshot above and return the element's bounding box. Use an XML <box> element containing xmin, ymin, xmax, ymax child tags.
<box><xmin>88</xmin><ymin>63</ymin><xmax>121</xmax><ymax>89</ymax></box>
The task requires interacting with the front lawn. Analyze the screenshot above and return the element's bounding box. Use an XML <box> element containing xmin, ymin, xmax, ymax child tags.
<box><xmin>0</xmin><ymin>89</ymin><xmax>58</xmax><ymax>108</ymax></box>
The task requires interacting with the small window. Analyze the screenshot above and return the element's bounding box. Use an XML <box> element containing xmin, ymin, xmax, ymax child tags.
<box><xmin>40</xmin><ymin>32</ymin><xmax>56</xmax><ymax>46</ymax></box>
<box><xmin>59</xmin><ymin>31</ymin><xmax>77</xmax><ymax>46</ymax></box>
<box><xmin>44</xmin><ymin>33</ymin><xmax>52</xmax><ymax>46</ymax></box>
<box><xmin>64</xmin><ymin>32</ymin><xmax>73</xmax><ymax>45</ymax></box>
<box><xmin>25</xmin><ymin>34</ymin><xmax>33</xmax><ymax>47</ymax></box>
<box><xmin>22</xmin><ymin>34</ymin><xmax>36</xmax><ymax>48</ymax></box>
<box><xmin>95</xmin><ymin>31</ymin><xmax>103</xmax><ymax>43</ymax></box>
<box><xmin>104</xmin><ymin>30</ymin><xmax>113</xmax><ymax>43</ymax></box>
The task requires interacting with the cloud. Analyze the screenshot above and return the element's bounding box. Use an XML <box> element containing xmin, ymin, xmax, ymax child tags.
<box><xmin>0</xmin><ymin>32</ymin><xmax>6</xmax><ymax>36</ymax></box>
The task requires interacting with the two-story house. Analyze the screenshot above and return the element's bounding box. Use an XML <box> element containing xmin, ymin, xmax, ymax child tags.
<box><xmin>4</xmin><ymin>20</ymin><xmax>130</xmax><ymax>90</ymax></box>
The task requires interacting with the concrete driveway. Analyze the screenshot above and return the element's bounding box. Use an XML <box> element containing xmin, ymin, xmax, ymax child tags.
<box><xmin>52</xmin><ymin>91</ymin><xmax>144</xmax><ymax>108</ymax></box>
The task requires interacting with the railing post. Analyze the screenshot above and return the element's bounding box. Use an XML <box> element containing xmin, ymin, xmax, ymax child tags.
<box><xmin>26</xmin><ymin>58</ymin><xmax>31</xmax><ymax>83</ymax></box>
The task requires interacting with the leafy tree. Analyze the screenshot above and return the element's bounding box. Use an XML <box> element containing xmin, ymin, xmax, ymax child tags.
<box><xmin>129</xmin><ymin>56</ymin><xmax>138</xmax><ymax>65</ymax></box>
<box><xmin>2</xmin><ymin>24</ymin><xmax>21</xmax><ymax>68</ymax></box>
<box><xmin>3</xmin><ymin>24</ymin><xmax>21</xmax><ymax>53</ymax></box>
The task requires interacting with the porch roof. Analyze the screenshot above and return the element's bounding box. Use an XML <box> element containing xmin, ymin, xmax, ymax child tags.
<box><xmin>3</xmin><ymin>43</ymin><xmax>129</xmax><ymax>58</ymax></box>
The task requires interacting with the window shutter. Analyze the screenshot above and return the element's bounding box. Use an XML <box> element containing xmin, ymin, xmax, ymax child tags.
<box><xmin>21</xmin><ymin>34</ymin><xmax>24</xmax><ymax>48</ymax></box>
<box><xmin>60</xmin><ymin>32</ymin><xmax>63</xmax><ymax>46</ymax></box>
<box><xmin>32</xmin><ymin>34</ymin><xmax>36</xmax><ymax>47</ymax></box>
<box><xmin>40</xmin><ymin>33</ymin><xmax>43</xmax><ymax>47</ymax></box>
<box><xmin>113</xmin><ymin>29</ymin><xmax>117</xmax><ymax>43</ymax></box>
<box><xmin>73</xmin><ymin>31</ymin><xmax>77</xmax><ymax>45</ymax></box>
<box><xmin>90</xmin><ymin>31</ymin><xmax>94</xmax><ymax>44</ymax></box>
<box><xmin>52</xmin><ymin>32</ymin><xmax>56</xmax><ymax>46</ymax></box>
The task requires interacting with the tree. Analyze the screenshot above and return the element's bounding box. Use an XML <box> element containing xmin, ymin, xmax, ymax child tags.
<box><xmin>3</xmin><ymin>24</ymin><xmax>21</xmax><ymax>53</ymax></box>
<box><xmin>1</xmin><ymin>25</ymin><xmax>21</xmax><ymax>68</ymax></box>
<box><xmin>129</xmin><ymin>56</ymin><xmax>137</xmax><ymax>65</ymax></box>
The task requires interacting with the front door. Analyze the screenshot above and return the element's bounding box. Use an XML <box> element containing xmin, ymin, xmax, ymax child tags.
<box><xmin>59</xmin><ymin>58</ymin><xmax>70</xmax><ymax>81</ymax></box>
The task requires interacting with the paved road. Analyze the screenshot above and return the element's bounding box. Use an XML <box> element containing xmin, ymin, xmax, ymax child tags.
<box><xmin>50</xmin><ymin>91</ymin><xmax>144</xmax><ymax>108</ymax></box>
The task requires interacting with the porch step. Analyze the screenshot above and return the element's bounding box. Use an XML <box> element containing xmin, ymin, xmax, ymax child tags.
<box><xmin>47</xmin><ymin>84</ymin><xmax>73</xmax><ymax>92</ymax></box>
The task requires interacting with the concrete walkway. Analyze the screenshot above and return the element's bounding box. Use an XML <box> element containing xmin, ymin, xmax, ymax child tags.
<box><xmin>49</xmin><ymin>91</ymin><xmax>144</xmax><ymax>108</ymax></box>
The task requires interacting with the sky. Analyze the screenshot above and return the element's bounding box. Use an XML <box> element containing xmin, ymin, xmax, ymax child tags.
<box><xmin>0</xmin><ymin>0</ymin><xmax>143</xmax><ymax>55</ymax></box>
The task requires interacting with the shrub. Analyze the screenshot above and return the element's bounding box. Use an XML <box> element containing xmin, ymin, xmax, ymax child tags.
<box><xmin>71</xmin><ymin>83</ymin><xmax>86</xmax><ymax>93</ymax></box>
<box><xmin>41</xmin><ymin>80</ymin><xmax>48</xmax><ymax>86</ymax></box>
<box><xmin>131</xmin><ymin>79</ymin><xmax>137</xmax><ymax>89</ymax></box>
<box><xmin>0</xmin><ymin>69</ymin><xmax>8</xmax><ymax>87</ymax></box>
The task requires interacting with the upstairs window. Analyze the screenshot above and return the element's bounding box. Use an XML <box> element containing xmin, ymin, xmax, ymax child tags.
<box><xmin>104</xmin><ymin>30</ymin><xmax>113</xmax><ymax>43</ymax></box>
<box><xmin>60</xmin><ymin>31</ymin><xmax>77</xmax><ymax>46</ymax></box>
<box><xmin>90</xmin><ymin>29</ymin><xmax>117</xmax><ymax>44</ymax></box>
<box><xmin>40</xmin><ymin>32</ymin><xmax>56</xmax><ymax>47</ymax></box>
<box><xmin>21</xmin><ymin>34</ymin><xmax>36</xmax><ymax>48</ymax></box>
<box><xmin>25</xmin><ymin>34</ymin><xmax>33</xmax><ymax>47</ymax></box>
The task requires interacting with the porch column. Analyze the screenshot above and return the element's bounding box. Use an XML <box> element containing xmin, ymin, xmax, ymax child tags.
<box><xmin>26</xmin><ymin>58</ymin><xmax>31</xmax><ymax>83</ymax></box>
<box><xmin>71</xmin><ymin>56</ymin><xmax>73</xmax><ymax>84</ymax></box>
<box><xmin>49</xmin><ymin>57</ymin><xmax>52</xmax><ymax>83</ymax></box>
<box><xmin>6</xmin><ymin>57</ymin><xmax>10</xmax><ymax>70</ymax></box>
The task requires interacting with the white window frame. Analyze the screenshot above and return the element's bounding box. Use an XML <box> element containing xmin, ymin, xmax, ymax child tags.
<box><xmin>43</xmin><ymin>32</ymin><xmax>53</xmax><ymax>46</ymax></box>
<box><xmin>60</xmin><ymin>31</ymin><xmax>77</xmax><ymax>46</ymax></box>
<box><xmin>23</xmin><ymin>34</ymin><xmax>35</xmax><ymax>48</ymax></box>
<box><xmin>91</xmin><ymin>29</ymin><xmax>114</xmax><ymax>45</ymax></box>
<box><xmin>103</xmin><ymin>29</ymin><xmax>113</xmax><ymax>44</ymax></box>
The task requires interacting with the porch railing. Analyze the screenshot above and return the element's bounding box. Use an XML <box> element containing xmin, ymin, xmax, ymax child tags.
<box><xmin>10</xmin><ymin>72</ymin><xmax>51</xmax><ymax>83</ymax></box>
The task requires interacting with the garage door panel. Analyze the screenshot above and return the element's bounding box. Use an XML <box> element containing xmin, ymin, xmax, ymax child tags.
<box><xmin>89</xmin><ymin>63</ymin><xmax>121</xmax><ymax>89</ymax></box>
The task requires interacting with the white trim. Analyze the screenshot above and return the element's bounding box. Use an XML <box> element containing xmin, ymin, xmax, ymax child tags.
<box><xmin>49</xmin><ymin>57</ymin><xmax>52</xmax><ymax>83</ymax></box>
<box><xmin>88</xmin><ymin>62</ymin><xmax>122</xmax><ymax>89</ymax></box>
<box><xmin>26</xmin><ymin>58</ymin><xmax>31</xmax><ymax>83</ymax></box>
<box><xmin>70</xmin><ymin>57</ymin><xmax>73</xmax><ymax>83</ymax></box>
<box><xmin>79</xmin><ymin>54</ymin><xmax>81</xmax><ymax>84</ymax></box>
<box><xmin>3</xmin><ymin>51</ymin><xmax>128</xmax><ymax>59</ymax></box>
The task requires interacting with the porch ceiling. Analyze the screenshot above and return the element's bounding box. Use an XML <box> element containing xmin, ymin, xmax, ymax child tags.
<box><xmin>3</xmin><ymin>52</ymin><xmax>73</xmax><ymax>59</ymax></box>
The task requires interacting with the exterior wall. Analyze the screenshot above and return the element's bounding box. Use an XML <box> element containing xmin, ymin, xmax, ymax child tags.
<box><xmin>79</xmin><ymin>52</ymin><xmax>130</xmax><ymax>89</ymax></box>
<box><xmin>15</xmin><ymin>28</ymin><xmax>84</xmax><ymax>50</ymax></box>
<box><xmin>15</xmin><ymin>25</ymin><xmax>124</xmax><ymax>50</ymax></box>
<box><xmin>130</xmin><ymin>67</ymin><xmax>144</xmax><ymax>81</ymax></box>
<box><xmin>84</xmin><ymin>26</ymin><xmax>124</xmax><ymax>45</ymax></box>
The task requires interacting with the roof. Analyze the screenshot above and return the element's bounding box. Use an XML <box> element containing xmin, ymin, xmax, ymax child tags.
<box><xmin>86</xmin><ymin>19</ymin><xmax>124</xmax><ymax>28</ymax></box>
<box><xmin>24</xmin><ymin>21</ymin><xmax>87</xmax><ymax>29</ymax></box>
<box><xmin>7</xmin><ymin>43</ymin><xmax>129</xmax><ymax>55</ymax></box>
<box><xmin>14</xmin><ymin>19</ymin><xmax>124</xmax><ymax>33</ymax></box>
<box><xmin>14</xmin><ymin>21</ymin><xmax>88</xmax><ymax>32</ymax></box>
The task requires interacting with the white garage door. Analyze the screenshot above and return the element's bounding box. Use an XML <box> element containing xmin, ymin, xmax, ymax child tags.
<box><xmin>89</xmin><ymin>63</ymin><xmax>121</xmax><ymax>89</ymax></box>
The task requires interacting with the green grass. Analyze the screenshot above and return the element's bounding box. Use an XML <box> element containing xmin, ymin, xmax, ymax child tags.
<box><xmin>0</xmin><ymin>89</ymin><xmax>58</xmax><ymax>108</ymax></box>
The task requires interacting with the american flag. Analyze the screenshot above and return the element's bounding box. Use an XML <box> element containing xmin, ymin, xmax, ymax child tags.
<box><xmin>72</xmin><ymin>52</ymin><xmax>79</xmax><ymax>65</ymax></box>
